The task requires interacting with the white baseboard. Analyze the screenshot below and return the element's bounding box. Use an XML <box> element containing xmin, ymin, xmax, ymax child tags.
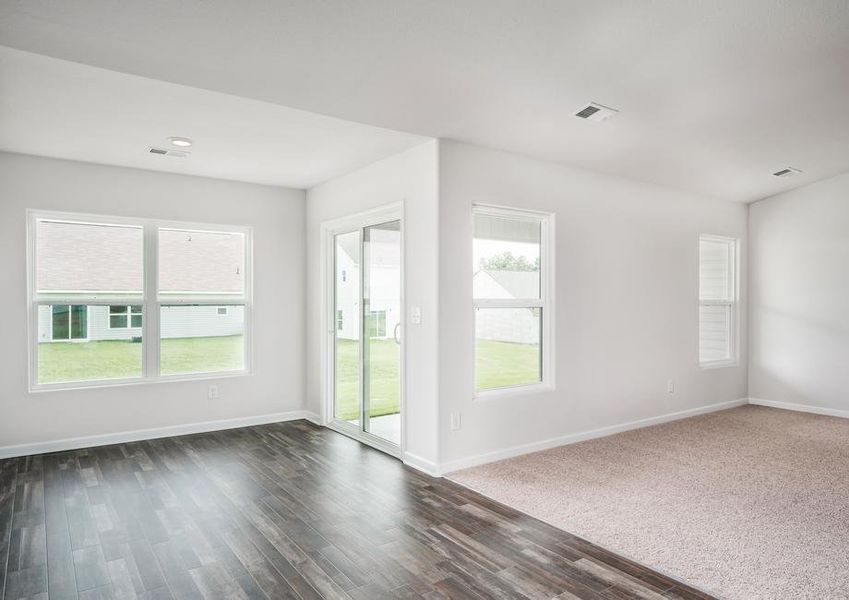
<box><xmin>440</xmin><ymin>398</ymin><xmax>749</xmax><ymax>475</ymax></box>
<box><xmin>22</xmin><ymin>397</ymin><xmax>845</xmax><ymax>472</ymax></box>
<box><xmin>302</xmin><ymin>412</ymin><xmax>323</xmax><ymax>426</ymax></box>
<box><xmin>403</xmin><ymin>451</ymin><xmax>441</xmax><ymax>477</ymax></box>
<box><xmin>748</xmin><ymin>397</ymin><xmax>849</xmax><ymax>419</ymax></box>
<box><xmin>0</xmin><ymin>410</ymin><xmax>320</xmax><ymax>459</ymax></box>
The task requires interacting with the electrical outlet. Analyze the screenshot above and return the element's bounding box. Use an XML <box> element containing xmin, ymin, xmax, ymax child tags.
<box><xmin>667</xmin><ymin>379</ymin><xmax>674</xmax><ymax>394</ymax></box>
<box><xmin>450</xmin><ymin>412</ymin><xmax>462</xmax><ymax>431</ymax></box>
<box><xmin>208</xmin><ymin>385</ymin><xmax>219</xmax><ymax>400</ymax></box>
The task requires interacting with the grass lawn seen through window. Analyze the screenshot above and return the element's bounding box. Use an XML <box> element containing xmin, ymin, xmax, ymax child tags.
<box><xmin>333</xmin><ymin>337</ymin><xmax>540</xmax><ymax>421</ymax></box>
<box><xmin>39</xmin><ymin>334</ymin><xmax>539</xmax><ymax>406</ymax></box>
<box><xmin>37</xmin><ymin>335</ymin><xmax>244</xmax><ymax>384</ymax></box>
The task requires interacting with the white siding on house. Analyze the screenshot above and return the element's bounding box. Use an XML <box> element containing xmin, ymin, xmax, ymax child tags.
<box><xmin>37</xmin><ymin>304</ymin><xmax>244</xmax><ymax>342</ymax></box>
<box><xmin>37</xmin><ymin>304</ymin><xmax>92</xmax><ymax>341</ymax></box>
<box><xmin>473</xmin><ymin>270</ymin><xmax>540</xmax><ymax>344</ymax></box>
<box><xmin>335</xmin><ymin>244</ymin><xmax>360</xmax><ymax>340</ymax></box>
<box><xmin>335</xmin><ymin>232</ymin><xmax>401</xmax><ymax>341</ymax></box>
<box><xmin>367</xmin><ymin>264</ymin><xmax>401</xmax><ymax>340</ymax></box>
<box><xmin>37</xmin><ymin>304</ymin><xmax>53</xmax><ymax>342</ymax></box>
<box><xmin>87</xmin><ymin>306</ymin><xmax>140</xmax><ymax>341</ymax></box>
<box><xmin>161</xmin><ymin>305</ymin><xmax>244</xmax><ymax>339</ymax></box>
<box><xmin>476</xmin><ymin>307</ymin><xmax>540</xmax><ymax>345</ymax></box>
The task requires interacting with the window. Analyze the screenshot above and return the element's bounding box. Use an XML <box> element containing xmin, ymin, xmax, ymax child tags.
<box><xmin>29</xmin><ymin>211</ymin><xmax>251</xmax><ymax>389</ymax></box>
<box><xmin>473</xmin><ymin>206</ymin><xmax>553</xmax><ymax>394</ymax></box>
<box><xmin>367</xmin><ymin>310</ymin><xmax>386</xmax><ymax>338</ymax></box>
<box><xmin>51</xmin><ymin>305</ymin><xmax>88</xmax><ymax>340</ymax></box>
<box><xmin>699</xmin><ymin>234</ymin><xmax>738</xmax><ymax>367</ymax></box>
<box><xmin>109</xmin><ymin>305</ymin><xmax>142</xmax><ymax>329</ymax></box>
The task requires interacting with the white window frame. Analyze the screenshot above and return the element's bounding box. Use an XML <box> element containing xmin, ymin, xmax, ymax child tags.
<box><xmin>319</xmin><ymin>201</ymin><xmax>406</xmax><ymax>457</ymax></box>
<box><xmin>698</xmin><ymin>234</ymin><xmax>739</xmax><ymax>369</ymax></box>
<box><xmin>108</xmin><ymin>305</ymin><xmax>143</xmax><ymax>329</ymax></box>
<box><xmin>27</xmin><ymin>209</ymin><xmax>253</xmax><ymax>392</ymax></box>
<box><xmin>473</xmin><ymin>204</ymin><xmax>555</xmax><ymax>399</ymax></box>
<box><xmin>49</xmin><ymin>305</ymin><xmax>90</xmax><ymax>342</ymax></box>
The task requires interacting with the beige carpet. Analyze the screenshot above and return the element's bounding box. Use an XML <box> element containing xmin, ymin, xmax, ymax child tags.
<box><xmin>448</xmin><ymin>406</ymin><xmax>849</xmax><ymax>600</ymax></box>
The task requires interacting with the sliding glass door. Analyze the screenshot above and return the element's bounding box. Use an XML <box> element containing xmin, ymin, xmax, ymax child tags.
<box><xmin>332</xmin><ymin>218</ymin><xmax>402</xmax><ymax>449</ymax></box>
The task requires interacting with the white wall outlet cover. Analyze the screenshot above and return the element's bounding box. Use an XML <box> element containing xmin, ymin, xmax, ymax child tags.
<box><xmin>208</xmin><ymin>385</ymin><xmax>219</xmax><ymax>399</ymax></box>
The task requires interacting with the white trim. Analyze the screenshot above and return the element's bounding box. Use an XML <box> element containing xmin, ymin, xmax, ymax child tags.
<box><xmin>440</xmin><ymin>398</ymin><xmax>749</xmax><ymax>474</ymax></box>
<box><xmin>326</xmin><ymin>419</ymin><xmax>402</xmax><ymax>458</ymax></box>
<box><xmin>319</xmin><ymin>201</ymin><xmax>406</xmax><ymax>457</ymax></box>
<box><xmin>472</xmin><ymin>204</ymin><xmax>555</xmax><ymax>398</ymax></box>
<box><xmin>29</xmin><ymin>369</ymin><xmax>251</xmax><ymax>394</ymax></box>
<box><xmin>748</xmin><ymin>397</ymin><xmax>849</xmax><ymax>419</ymax></box>
<box><xmin>699</xmin><ymin>358</ymin><xmax>738</xmax><ymax>370</ymax></box>
<box><xmin>0</xmin><ymin>410</ymin><xmax>321</xmax><ymax>459</ymax></box>
<box><xmin>27</xmin><ymin>209</ymin><xmax>253</xmax><ymax>391</ymax></box>
<box><xmin>698</xmin><ymin>233</ymin><xmax>739</xmax><ymax>368</ymax></box>
<box><xmin>473</xmin><ymin>381</ymin><xmax>554</xmax><ymax>401</ymax></box>
<box><xmin>403</xmin><ymin>451</ymin><xmax>441</xmax><ymax>477</ymax></box>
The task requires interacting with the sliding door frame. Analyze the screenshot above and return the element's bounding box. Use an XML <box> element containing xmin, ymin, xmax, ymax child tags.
<box><xmin>319</xmin><ymin>201</ymin><xmax>405</xmax><ymax>458</ymax></box>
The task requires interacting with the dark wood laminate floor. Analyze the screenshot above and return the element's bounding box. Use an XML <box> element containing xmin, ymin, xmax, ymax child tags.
<box><xmin>0</xmin><ymin>420</ymin><xmax>716</xmax><ymax>600</ymax></box>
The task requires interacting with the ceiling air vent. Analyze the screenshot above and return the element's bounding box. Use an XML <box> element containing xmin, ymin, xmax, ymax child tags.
<box><xmin>773</xmin><ymin>167</ymin><xmax>802</xmax><ymax>177</ymax></box>
<box><xmin>575</xmin><ymin>102</ymin><xmax>619</xmax><ymax>122</ymax></box>
<box><xmin>148</xmin><ymin>147</ymin><xmax>190</xmax><ymax>158</ymax></box>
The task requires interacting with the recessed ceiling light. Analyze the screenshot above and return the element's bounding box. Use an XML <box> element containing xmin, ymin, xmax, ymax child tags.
<box><xmin>773</xmin><ymin>167</ymin><xmax>802</xmax><ymax>177</ymax></box>
<box><xmin>167</xmin><ymin>136</ymin><xmax>193</xmax><ymax>148</ymax></box>
<box><xmin>574</xmin><ymin>102</ymin><xmax>619</xmax><ymax>122</ymax></box>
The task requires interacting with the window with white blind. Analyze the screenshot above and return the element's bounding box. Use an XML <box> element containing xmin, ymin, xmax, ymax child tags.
<box><xmin>473</xmin><ymin>206</ymin><xmax>554</xmax><ymax>395</ymax></box>
<box><xmin>699</xmin><ymin>234</ymin><xmax>738</xmax><ymax>367</ymax></box>
<box><xmin>28</xmin><ymin>210</ymin><xmax>252</xmax><ymax>389</ymax></box>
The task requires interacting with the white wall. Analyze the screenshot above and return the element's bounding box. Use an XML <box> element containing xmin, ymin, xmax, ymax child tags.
<box><xmin>438</xmin><ymin>141</ymin><xmax>749</xmax><ymax>470</ymax></box>
<box><xmin>749</xmin><ymin>171</ymin><xmax>849</xmax><ymax>414</ymax></box>
<box><xmin>5</xmin><ymin>141</ymin><xmax>754</xmax><ymax>472</ymax></box>
<box><xmin>0</xmin><ymin>152</ymin><xmax>306</xmax><ymax>450</ymax></box>
<box><xmin>305</xmin><ymin>141</ymin><xmax>440</xmax><ymax>469</ymax></box>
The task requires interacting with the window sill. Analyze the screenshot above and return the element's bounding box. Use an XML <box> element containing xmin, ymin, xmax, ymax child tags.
<box><xmin>699</xmin><ymin>359</ymin><xmax>738</xmax><ymax>370</ymax></box>
<box><xmin>474</xmin><ymin>382</ymin><xmax>554</xmax><ymax>401</ymax></box>
<box><xmin>29</xmin><ymin>370</ymin><xmax>252</xmax><ymax>394</ymax></box>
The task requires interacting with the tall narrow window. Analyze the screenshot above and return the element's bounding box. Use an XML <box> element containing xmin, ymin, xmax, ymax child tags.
<box><xmin>29</xmin><ymin>211</ymin><xmax>251</xmax><ymax>389</ymax></box>
<box><xmin>699</xmin><ymin>235</ymin><xmax>738</xmax><ymax>367</ymax></box>
<box><xmin>34</xmin><ymin>218</ymin><xmax>143</xmax><ymax>384</ymax></box>
<box><xmin>158</xmin><ymin>228</ymin><xmax>247</xmax><ymax>376</ymax></box>
<box><xmin>473</xmin><ymin>206</ymin><xmax>553</xmax><ymax>394</ymax></box>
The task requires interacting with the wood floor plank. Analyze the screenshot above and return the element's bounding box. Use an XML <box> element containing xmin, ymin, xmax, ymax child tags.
<box><xmin>0</xmin><ymin>421</ymin><xmax>717</xmax><ymax>600</ymax></box>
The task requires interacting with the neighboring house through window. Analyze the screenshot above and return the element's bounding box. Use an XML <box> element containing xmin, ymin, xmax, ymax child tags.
<box><xmin>109</xmin><ymin>305</ymin><xmax>142</xmax><ymax>328</ymax></box>
<box><xmin>473</xmin><ymin>205</ymin><xmax>554</xmax><ymax>394</ymax></box>
<box><xmin>29</xmin><ymin>211</ymin><xmax>252</xmax><ymax>388</ymax></box>
<box><xmin>368</xmin><ymin>310</ymin><xmax>387</xmax><ymax>338</ymax></box>
<box><xmin>51</xmin><ymin>305</ymin><xmax>87</xmax><ymax>340</ymax></box>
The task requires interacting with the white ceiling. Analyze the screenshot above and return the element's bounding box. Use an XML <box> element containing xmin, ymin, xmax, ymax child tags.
<box><xmin>1</xmin><ymin>0</ymin><xmax>848</xmax><ymax>201</ymax></box>
<box><xmin>0</xmin><ymin>48</ymin><xmax>427</xmax><ymax>188</ymax></box>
